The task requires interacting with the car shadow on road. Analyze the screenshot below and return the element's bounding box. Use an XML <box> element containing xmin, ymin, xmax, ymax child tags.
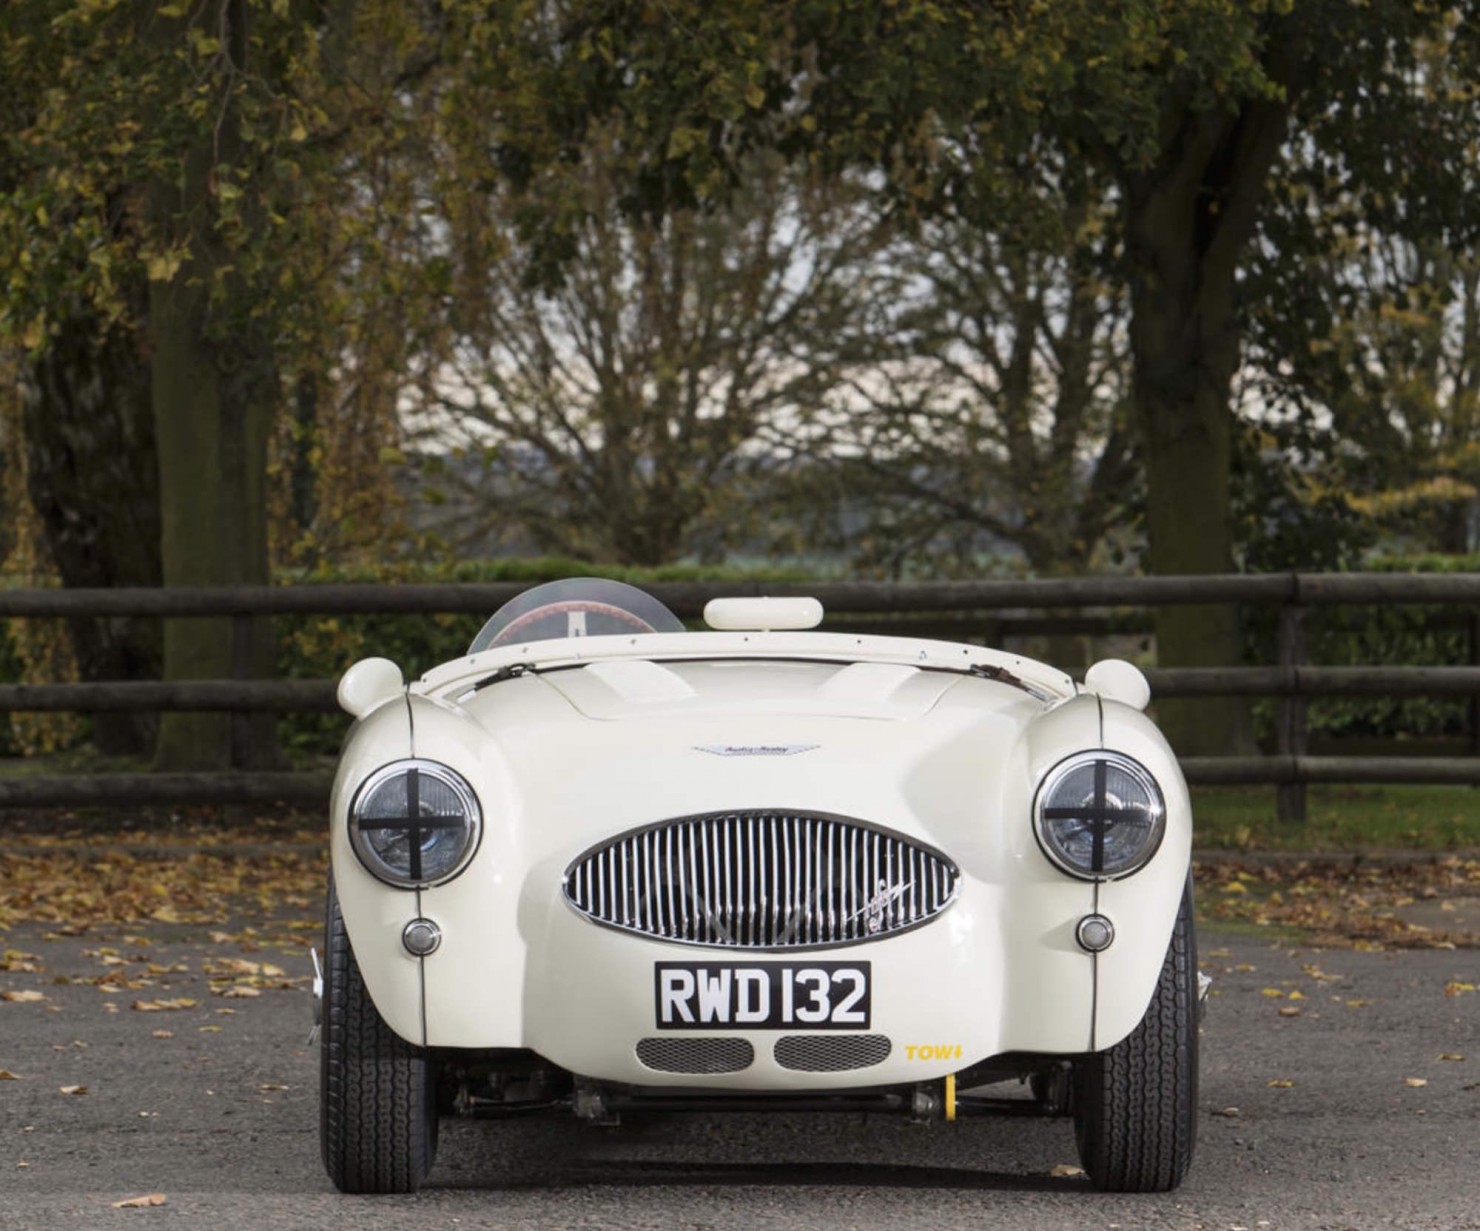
<box><xmin>436</xmin><ymin>1158</ymin><xmax>1086</xmax><ymax>1194</ymax></box>
<box><xmin>426</xmin><ymin>1114</ymin><xmax>1088</xmax><ymax>1194</ymax></box>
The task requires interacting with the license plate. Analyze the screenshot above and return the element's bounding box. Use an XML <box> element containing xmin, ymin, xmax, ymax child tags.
<box><xmin>654</xmin><ymin>961</ymin><xmax>870</xmax><ymax>1030</ymax></box>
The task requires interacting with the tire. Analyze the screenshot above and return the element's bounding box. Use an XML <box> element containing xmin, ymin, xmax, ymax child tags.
<box><xmin>320</xmin><ymin>879</ymin><xmax>438</xmax><ymax>1193</ymax></box>
<box><xmin>1072</xmin><ymin>877</ymin><xmax>1199</xmax><ymax>1192</ymax></box>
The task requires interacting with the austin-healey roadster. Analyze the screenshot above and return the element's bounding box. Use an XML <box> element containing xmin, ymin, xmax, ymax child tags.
<box><xmin>318</xmin><ymin>578</ymin><xmax>1200</xmax><ymax>1193</ymax></box>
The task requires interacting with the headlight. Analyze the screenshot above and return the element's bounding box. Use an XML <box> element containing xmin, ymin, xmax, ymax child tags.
<box><xmin>349</xmin><ymin>759</ymin><xmax>482</xmax><ymax>888</ymax></box>
<box><xmin>1033</xmin><ymin>751</ymin><xmax>1165</xmax><ymax>880</ymax></box>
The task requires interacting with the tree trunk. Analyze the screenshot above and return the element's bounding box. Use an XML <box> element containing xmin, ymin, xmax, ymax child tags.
<box><xmin>21</xmin><ymin>304</ymin><xmax>162</xmax><ymax>756</ymax></box>
<box><xmin>1130</xmin><ymin>289</ymin><xmax>1250</xmax><ymax>755</ymax></box>
<box><xmin>146</xmin><ymin>0</ymin><xmax>278</xmax><ymax>771</ymax></box>
<box><xmin>148</xmin><ymin>278</ymin><xmax>277</xmax><ymax>770</ymax></box>
<box><xmin>1123</xmin><ymin>97</ymin><xmax>1290</xmax><ymax>756</ymax></box>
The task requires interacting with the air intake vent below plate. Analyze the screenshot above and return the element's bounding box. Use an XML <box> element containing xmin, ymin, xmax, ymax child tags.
<box><xmin>636</xmin><ymin>1037</ymin><xmax>754</xmax><ymax>1074</ymax></box>
<box><xmin>774</xmin><ymin>1034</ymin><xmax>892</xmax><ymax>1072</ymax></box>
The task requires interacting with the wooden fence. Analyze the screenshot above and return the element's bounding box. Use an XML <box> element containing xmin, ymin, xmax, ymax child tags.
<box><xmin>2</xmin><ymin>571</ymin><xmax>1479</xmax><ymax>815</ymax></box>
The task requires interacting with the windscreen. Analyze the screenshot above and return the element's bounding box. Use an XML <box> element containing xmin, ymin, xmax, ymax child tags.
<box><xmin>468</xmin><ymin>578</ymin><xmax>686</xmax><ymax>652</ymax></box>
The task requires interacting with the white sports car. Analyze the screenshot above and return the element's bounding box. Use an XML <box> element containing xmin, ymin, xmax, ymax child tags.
<box><xmin>319</xmin><ymin>578</ymin><xmax>1200</xmax><ymax>1194</ymax></box>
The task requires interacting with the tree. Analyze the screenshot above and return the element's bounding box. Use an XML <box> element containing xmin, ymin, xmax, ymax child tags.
<box><xmin>19</xmin><ymin>307</ymin><xmax>164</xmax><ymax>756</ymax></box>
<box><xmin>804</xmin><ymin>157</ymin><xmax>1136</xmax><ymax>580</ymax></box>
<box><xmin>412</xmin><ymin>139</ymin><xmax>886</xmax><ymax>565</ymax></box>
<box><xmin>1</xmin><ymin>1</ymin><xmax>435</xmax><ymax>766</ymax></box>
<box><xmin>1244</xmin><ymin>14</ymin><xmax>1480</xmax><ymax>558</ymax></box>
<box><xmin>1255</xmin><ymin>239</ymin><xmax>1480</xmax><ymax>555</ymax></box>
<box><xmin>1</xmin><ymin>6</ymin><xmax>163</xmax><ymax>755</ymax></box>
<box><xmin>459</xmin><ymin>0</ymin><xmax>1479</xmax><ymax>753</ymax></box>
<box><xmin>1095</xmin><ymin>2</ymin><xmax>1477</xmax><ymax>752</ymax></box>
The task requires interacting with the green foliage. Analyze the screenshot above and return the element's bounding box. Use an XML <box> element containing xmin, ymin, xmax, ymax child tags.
<box><xmin>1245</xmin><ymin>555</ymin><xmax>1480</xmax><ymax>747</ymax></box>
<box><xmin>1242</xmin><ymin>12</ymin><xmax>1480</xmax><ymax>557</ymax></box>
<box><xmin>1192</xmin><ymin>783</ymin><xmax>1480</xmax><ymax>853</ymax></box>
<box><xmin>1</xmin><ymin>0</ymin><xmax>330</xmax><ymax>352</ymax></box>
<box><xmin>443</xmin><ymin>0</ymin><xmax>1290</xmax><ymax>256</ymax></box>
<box><xmin>1233</xmin><ymin>420</ymin><xmax>1376</xmax><ymax>574</ymax></box>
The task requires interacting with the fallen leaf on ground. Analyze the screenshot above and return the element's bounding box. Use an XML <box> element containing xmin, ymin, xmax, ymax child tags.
<box><xmin>1439</xmin><ymin>1053</ymin><xmax>1465</xmax><ymax>1062</ymax></box>
<box><xmin>1267</xmin><ymin>1079</ymin><xmax>1295</xmax><ymax>1088</ymax></box>
<box><xmin>0</xmin><ymin>830</ymin><xmax>325</xmax><ymax>936</ymax></box>
<box><xmin>150</xmin><ymin>1030</ymin><xmax>174</xmax><ymax>1040</ymax></box>
<box><xmin>130</xmin><ymin>998</ymin><xmax>198</xmax><ymax>1012</ymax></box>
<box><xmin>58</xmin><ymin>1085</ymin><xmax>87</xmax><ymax>1095</ymax></box>
<box><xmin>206</xmin><ymin>958</ymin><xmax>264</xmax><ymax>976</ymax></box>
<box><xmin>1049</xmin><ymin>1164</ymin><xmax>1085</xmax><ymax>1178</ymax></box>
<box><xmin>1196</xmin><ymin>859</ymin><xmax>1480</xmax><ymax>949</ymax></box>
<box><xmin>1302</xmin><ymin>965</ymin><xmax>1346</xmax><ymax>983</ymax></box>
<box><xmin>1445</xmin><ymin>982</ymin><xmax>1476</xmax><ymax>997</ymax></box>
<box><xmin>1405</xmin><ymin>1077</ymin><xmax>1428</xmax><ymax>1088</ymax></box>
<box><xmin>2</xmin><ymin>990</ymin><xmax>46</xmax><ymax>1003</ymax></box>
<box><xmin>111</xmin><ymin>1194</ymin><xmax>166</xmax><ymax>1209</ymax></box>
<box><xmin>0</xmin><ymin>1070</ymin><xmax>22</xmax><ymax>1080</ymax></box>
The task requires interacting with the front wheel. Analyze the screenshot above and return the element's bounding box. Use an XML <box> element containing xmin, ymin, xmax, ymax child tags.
<box><xmin>320</xmin><ymin>879</ymin><xmax>438</xmax><ymax>1193</ymax></box>
<box><xmin>1072</xmin><ymin>877</ymin><xmax>1199</xmax><ymax>1192</ymax></box>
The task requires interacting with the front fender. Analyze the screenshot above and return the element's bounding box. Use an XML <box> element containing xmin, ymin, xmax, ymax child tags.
<box><xmin>1091</xmin><ymin>700</ymin><xmax>1193</xmax><ymax>1049</ymax></box>
<box><xmin>328</xmin><ymin>694</ymin><xmax>427</xmax><ymax>1046</ymax></box>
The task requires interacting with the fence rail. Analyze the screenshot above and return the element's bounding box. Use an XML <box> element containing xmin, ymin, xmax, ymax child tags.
<box><xmin>6</xmin><ymin>571</ymin><xmax>1480</xmax><ymax>618</ymax></box>
<box><xmin>3</xmin><ymin>572</ymin><xmax>1478</xmax><ymax>810</ymax></box>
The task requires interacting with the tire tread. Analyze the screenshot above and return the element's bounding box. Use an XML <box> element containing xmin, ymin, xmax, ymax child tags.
<box><xmin>1073</xmin><ymin>878</ymin><xmax>1199</xmax><ymax>1192</ymax></box>
<box><xmin>320</xmin><ymin>881</ymin><xmax>437</xmax><ymax>1193</ymax></box>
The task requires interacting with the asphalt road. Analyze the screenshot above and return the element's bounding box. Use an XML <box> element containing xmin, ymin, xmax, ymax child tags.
<box><xmin>2</xmin><ymin>920</ymin><xmax>1478</xmax><ymax>1231</ymax></box>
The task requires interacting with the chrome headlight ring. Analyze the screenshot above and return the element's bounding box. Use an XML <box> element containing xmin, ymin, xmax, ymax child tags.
<box><xmin>349</xmin><ymin>759</ymin><xmax>482</xmax><ymax>888</ymax></box>
<box><xmin>1033</xmin><ymin>750</ymin><xmax>1166</xmax><ymax>881</ymax></box>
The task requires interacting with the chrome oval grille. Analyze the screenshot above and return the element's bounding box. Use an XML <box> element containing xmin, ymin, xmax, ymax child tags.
<box><xmin>563</xmin><ymin>810</ymin><xmax>958</xmax><ymax>949</ymax></box>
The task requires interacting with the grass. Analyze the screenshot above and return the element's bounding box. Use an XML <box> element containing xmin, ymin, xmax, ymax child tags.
<box><xmin>1193</xmin><ymin>783</ymin><xmax>1480</xmax><ymax>852</ymax></box>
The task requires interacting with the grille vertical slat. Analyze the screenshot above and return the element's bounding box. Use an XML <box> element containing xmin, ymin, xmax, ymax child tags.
<box><xmin>698</xmin><ymin>821</ymin><xmax>712</xmax><ymax>943</ymax></box>
<box><xmin>687</xmin><ymin>824</ymin><xmax>699</xmax><ymax>941</ymax></box>
<box><xmin>564</xmin><ymin>811</ymin><xmax>957</xmax><ymax>950</ymax></box>
<box><xmin>747</xmin><ymin>815</ymin><xmax>759</xmax><ymax>948</ymax></box>
<box><xmin>845</xmin><ymin>826</ymin><xmax>858</xmax><ymax>941</ymax></box>
<box><xmin>722</xmin><ymin>818</ymin><xmax>734</xmax><ymax>943</ymax></box>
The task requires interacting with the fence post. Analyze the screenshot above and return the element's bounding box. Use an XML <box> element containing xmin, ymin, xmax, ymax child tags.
<box><xmin>1470</xmin><ymin>613</ymin><xmax>1480</xmax><ymax>758</ymax></box>
<box><xmin>230</xmin><ymin>613</ymin><xmax>254</xmax><ymax>770</ymax></box>
<box><xmin>1276</xmin><ymin>603</ymin><xmax>1308</xmax><ymax>821</ymax></box>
